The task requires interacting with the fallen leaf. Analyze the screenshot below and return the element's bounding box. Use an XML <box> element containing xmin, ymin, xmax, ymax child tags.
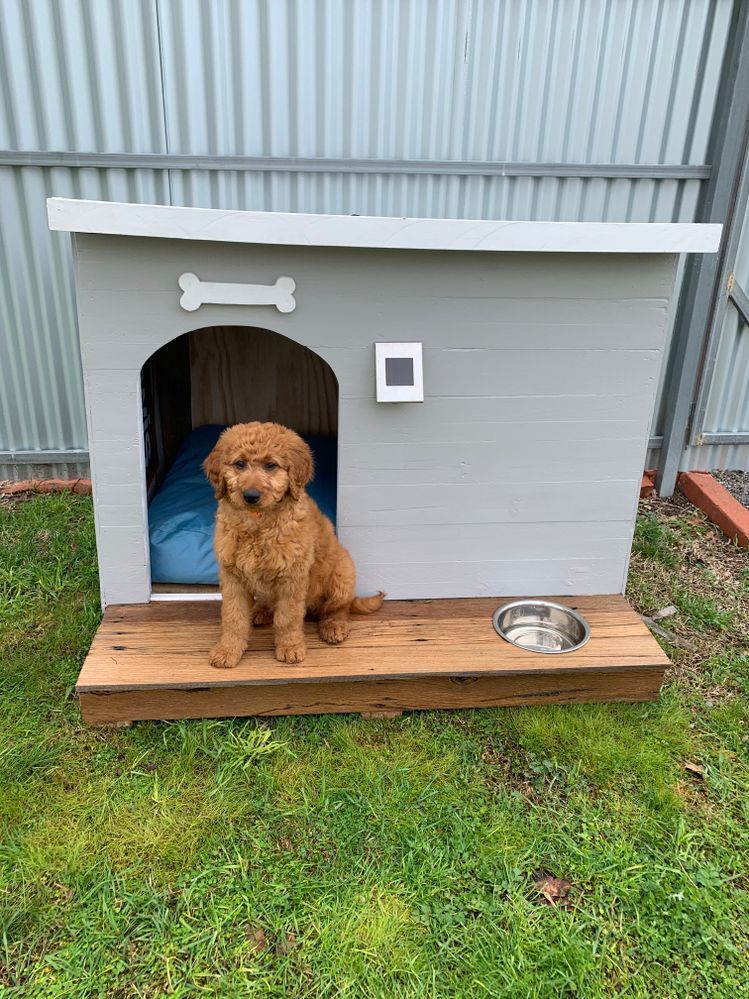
<box><xmin>684</xmin><ymin>761</ymin><xmax>706</xmax><ymax>778</ymax></box>
<box><xmin>246</xmin><ymin>927</ymin><xmax>267</xmax><ymax>953</ymax></box>
<box><xmin>275</xmin><ymin>932</ymin><xmax>298</xmax><ymax>955</ymax></box>
<box><xmin>533</xmin><ymin>874</ymin><xmax>572</xmax><ymax>907</ymax></box>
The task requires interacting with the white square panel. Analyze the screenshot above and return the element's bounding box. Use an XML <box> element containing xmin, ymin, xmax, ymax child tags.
<box><xmin>375</xmin><ymin>342</ymin><xmax>424</xmax><ymax>402</ymax></box>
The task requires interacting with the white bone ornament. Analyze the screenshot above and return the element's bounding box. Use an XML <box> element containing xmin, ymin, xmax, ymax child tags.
<box><xmin>178</xmin><ymin>273</ymin><xmax>296</xmax><ymax>313</ymax></box>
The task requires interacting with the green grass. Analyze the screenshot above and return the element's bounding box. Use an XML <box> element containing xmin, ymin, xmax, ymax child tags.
<box><xmin>1</xmin><ymin>493</ymin><xmax>748</xmax><ymax>997</ymax></box>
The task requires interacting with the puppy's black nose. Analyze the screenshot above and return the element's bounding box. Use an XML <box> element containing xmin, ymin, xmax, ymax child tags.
<box><xmin>243</xmin><ymin>489</ymin><xmax>261</xmax><ymax>505</ymax></box>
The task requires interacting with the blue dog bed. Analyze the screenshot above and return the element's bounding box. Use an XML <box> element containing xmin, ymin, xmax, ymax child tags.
<box><xmin>149</xmin><ymin>424</ymin><xmax>337</xmax><ymax>585</ymax></box>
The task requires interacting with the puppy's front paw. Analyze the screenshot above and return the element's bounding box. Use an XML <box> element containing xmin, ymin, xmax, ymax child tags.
<box><xmin>275</xmin><ymin>641</ymin><xmax>306</xmax><ymax>664</ymax></box>
<box><xmin>209</xmin><ymin>642</ymin><xmax>243</xmax><ymax>669</ymax></box>
<box><xmin>318</xmin><ymin>619</ymin><xmax>348</xmax><ymax>644</ymax></box>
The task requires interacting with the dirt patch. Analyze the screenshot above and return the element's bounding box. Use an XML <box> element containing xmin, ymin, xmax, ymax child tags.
<box><xmin>627</xmin><ymin>492</ymin><xmax>749</xmax><ymax>693</ymax></box>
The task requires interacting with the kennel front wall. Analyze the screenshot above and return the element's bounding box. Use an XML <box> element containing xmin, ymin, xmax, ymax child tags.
<box><xmin>70</xmin><ymin>231</ymin><xmax>677</xmax><ymax>606</ymax></box>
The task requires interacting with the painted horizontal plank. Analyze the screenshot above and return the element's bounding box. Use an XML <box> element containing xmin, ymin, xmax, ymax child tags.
<box><xmin>337</xmin><ymin>480</ymin><xmax>639</xmax><ymax>526</ymax></box>
<box><xmin>341</xmin><ymin>522</ymin><xmax>631</xmax><ymax>564</ymax></box>
<box><xmin>75</xmin><ymin>239</ymin><xmax>677</xmax><ymax>301</ymax></box>
<box><xmin>353</xmin><ymin>557</ymin><xmax>627</xmax><ymax>599</ymax></box>
<box><xmin>338</xmin><ymin>395</ymin><xmax>656</xmax><ymax>443</ymax></box>
<box><xmin>324</xmin><ymin>347</ymin><xmax>661</xmax><ymax>400</ymax></box>
<box><xmin>77</xmin><ymin>285</ymin><xmax>669</xmax><ymax>329</ymax></box>
<box><xmin>90</xmin><ymin>447</ymin><xmax>147</xmax><ymax>492</ymax></box>
<box><xmin>339</xmin><ymin>413</ymin><xmax>650</xmax><ymax>447</ymax></box>
<box><xmin>51</xmin><ymin>199</ymin><xmax>721</xmax><ymax>252</ymax></box>
<box><xmin>100</xmin><ymin>553</ymin><xmax>150</xmax><ymax>607</ymax></box>
<box><xmin>76</xmin><ymin>288</ymin><xmax>671</xmax><ymax>357</ymax></box>
<box><xmin>379</xmin><ymin>298</ymin><xmax>669</xmax><ymax>333</ymax></box>
<box><xmin>326</xmin><ymin>319</ymin><xmax>670</xmax><ymax>352</ymax></box>
<box><xmin>337</xmin><ymin>439</ymin><xmax>647</xmax><ymax>484</ymax></box>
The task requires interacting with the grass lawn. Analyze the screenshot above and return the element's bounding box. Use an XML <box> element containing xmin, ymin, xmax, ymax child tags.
<box><xmin>1</xmin><ymin>492</ymin><xmax>748</xmax><ymax>997</ymax></box>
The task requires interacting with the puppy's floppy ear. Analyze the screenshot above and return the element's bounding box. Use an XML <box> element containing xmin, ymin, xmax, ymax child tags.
<box><xmin>203</xmin><ymin>440</ymin><xmax>227</xmax><ymax>499</ymax></box>
<box><xmin>286</xmin><ymin>435</ymin><xmax>314</xmax><ymax>501</ymax></box>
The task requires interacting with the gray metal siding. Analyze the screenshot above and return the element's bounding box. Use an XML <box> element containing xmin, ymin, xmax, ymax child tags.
<box><xmin>699</xmin><ymin>192</ymin><xmax>749</xmax><ymax>441</ymax></box>
<box><xmin>1</xmin><ymin>0</ymin><xmax>746</xmax><ymax>474</ymax></box>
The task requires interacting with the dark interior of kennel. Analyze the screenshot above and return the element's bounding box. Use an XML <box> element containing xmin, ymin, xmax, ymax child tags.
<box><xmin>141</xmin><ymin>325</ymin><xmax>339</xmax><ymax>588</ymax></box>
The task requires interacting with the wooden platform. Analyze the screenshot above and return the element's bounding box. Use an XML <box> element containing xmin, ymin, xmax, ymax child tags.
<box><xmin>76</xmin><ymin>595</ymin><xmax>669</xmax><ymax>724</ymax></box>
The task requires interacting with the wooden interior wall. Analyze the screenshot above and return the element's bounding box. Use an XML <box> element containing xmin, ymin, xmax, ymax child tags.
<box><xmin>189</xmin><ymin>326</ymin><xmax>338</xmax><ymax>437</ymax></box>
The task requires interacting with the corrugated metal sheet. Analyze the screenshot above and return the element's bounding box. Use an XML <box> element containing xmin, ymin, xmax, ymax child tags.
<box><xmin>158</xmin><ymin>0</ymin><xmax>725</xmax><ymax>163</ymax></box>
<box><xmin>649</xmin><ymin>439</ymin><xmax>749</xmax><ymax>472</ymax></box>
<box><xmin>0</xmin><ymin>0</ymin><xmax>169</xmax><ymax>461</ymax></box>
<box><xmin>0</xmin><ymin>0</ymin><xmax>165</xmax><ymax>153</ymax></box>
<box><xmin>0</xmin><ymin>165</ymin><xmax>171</xmax><ymax>458</ymax></box>
<box><xmin>699</xmin><ymin>190</ymin><xmax>749</xmax><ymax>437</ymax></box>
<box><xmin>0</xmin><ymin>0</ymin><xmax>744</xmax><ymax>472</ymax></box>
<box><xmin>681</xmin><ymin>442</ymin><xmax>749</xmax><ymax>471</ymax></box>
<box><xmin>0</xmin><ymin>460</ymin><xmax>90</xmax><ymax>482</ymax></box>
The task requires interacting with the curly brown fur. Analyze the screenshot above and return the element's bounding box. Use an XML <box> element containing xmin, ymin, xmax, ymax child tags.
<box><xmin>203</xmin><ymin>421</ymin><xmax>384</xmax><ymax>667</ymax></box>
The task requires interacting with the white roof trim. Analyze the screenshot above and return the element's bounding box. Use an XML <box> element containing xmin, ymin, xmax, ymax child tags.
<box><xmin>47</xmin><ymin>198</ymin><xmax>722</xmax><ymax>254</ymax></box>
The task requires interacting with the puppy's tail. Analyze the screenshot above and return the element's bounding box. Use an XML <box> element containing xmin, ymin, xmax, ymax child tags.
<box><xmin>350</xmin><ymin>591</ymin><xmax>386</xmax><ymax>615</ymax></box>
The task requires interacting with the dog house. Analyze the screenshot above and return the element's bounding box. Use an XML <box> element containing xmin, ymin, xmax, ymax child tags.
<box><xmin>48</xmin><ymin>198</ymin><xmax>720</xmax><ymax>724</ymax></box>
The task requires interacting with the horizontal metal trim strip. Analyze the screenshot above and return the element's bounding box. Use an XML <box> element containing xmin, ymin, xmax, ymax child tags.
<box><xmin>698</xmin><ymin>433</ymin><xmax>749</xmax><ymax>445</ymax></box>
<box><xmin>0</xmin><ymin>449</ymin><xmax>90</xmax><ymax>463</ymax></box>
<box><xmin>0</xmin><ymin>150</ymin><xmax>712</xmax><ymax>180</ymax></box>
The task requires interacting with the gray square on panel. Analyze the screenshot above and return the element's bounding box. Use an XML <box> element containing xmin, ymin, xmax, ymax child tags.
<box><xmin>385</xmin><ymin>356</ymin><xmax>415</xmax><ymax>386</ymax></box>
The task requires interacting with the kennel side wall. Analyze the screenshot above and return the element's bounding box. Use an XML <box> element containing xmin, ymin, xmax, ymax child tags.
<box><xmin>71</xmin><ymin>233</ymin><xmax>677</xmax><ymax>606</ymax></box>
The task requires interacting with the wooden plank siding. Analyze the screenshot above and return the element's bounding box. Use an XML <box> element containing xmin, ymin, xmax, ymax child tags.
<box><xmin>72</xmin><ymin>233</ymin><xmax>677</xmax><ymax>605</ymax></box>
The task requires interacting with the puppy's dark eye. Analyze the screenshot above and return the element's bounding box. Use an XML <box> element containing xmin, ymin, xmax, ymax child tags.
<box><xmin>264</xmin><ymin>462</ymin><xmax>278</xmax><ymax>472</ymax></box>
<box><xmin>233</xmin><ymin>460</ymin><xmax>246</xmax><ymax>470</ymax></box>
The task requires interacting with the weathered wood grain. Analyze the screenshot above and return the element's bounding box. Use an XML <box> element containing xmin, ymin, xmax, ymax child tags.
<box><xmin>77</xmin><ymin>595</ymin><xmax>668</xmax><ymax>699</ymax></box>
<box><xmin>189</xmin><ymin>325</ymin><xmax>337</xmax><ymax>436</ymax></box>
<box><xmin>79</xmin><ymin>669</ymin><xmax>664</xmax><ymax>724</ymax></box>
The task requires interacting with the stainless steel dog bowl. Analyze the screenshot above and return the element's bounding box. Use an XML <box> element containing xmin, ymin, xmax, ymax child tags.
<box><xmin>492</xmin><ymin>600</ymin><xmax>590</xmax><ymax>654</ymax></box>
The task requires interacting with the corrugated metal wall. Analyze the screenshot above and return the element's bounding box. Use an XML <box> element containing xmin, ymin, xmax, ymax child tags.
<box><xmin>1</xmin><ymin>0</ymin><xmax>746</xmax><ymax>479</ymax></box>
<box><xmin>690</xmin><ymin>190</ymin><xmax>749</xmax><ymax>465</ymax></box>
<box><xmin>0</xmin><ymin>0</ymin><xmax>170</xmax><ymax>477</ymax></box>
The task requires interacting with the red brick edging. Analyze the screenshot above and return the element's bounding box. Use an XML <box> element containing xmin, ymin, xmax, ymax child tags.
<box><xmin>678</xmin><ymin>471</ymin><xmax>749</xmax><ymax>548</ymax></box>
<box><xmin>641</xmin><ymin>470</ymin><xmax>656</xmax><ymax>499</ymax></box>
<box><xmin>1</xmin><ymin>477</ymin><xmax>92</xmax><ymax>496</ymax></box>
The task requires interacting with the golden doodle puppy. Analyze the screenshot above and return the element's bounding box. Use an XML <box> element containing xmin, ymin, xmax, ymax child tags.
<box><xmin>203</xmin><ymin>422</ymin><xmax>384</xmax><ymax>667</ymax></box>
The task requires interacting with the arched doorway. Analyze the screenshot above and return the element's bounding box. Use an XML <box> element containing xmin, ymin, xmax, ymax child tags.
<box><xmin>141</xmin><ymin>325</ymin><xmax>339</xmax><ymax>592</ymax></box>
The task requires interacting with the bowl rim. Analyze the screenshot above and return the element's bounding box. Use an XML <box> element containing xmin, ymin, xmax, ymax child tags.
<box><xmin>491</xmin><ymin>599</ymin><xmax>591</xmax><ymax>654</ymax></box>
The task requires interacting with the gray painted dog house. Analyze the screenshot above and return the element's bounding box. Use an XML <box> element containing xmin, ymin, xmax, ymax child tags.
<box><xmin>48</xmin><ymin>199</ymin><xmax>721</xmax><ymax>610</ymax></box>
